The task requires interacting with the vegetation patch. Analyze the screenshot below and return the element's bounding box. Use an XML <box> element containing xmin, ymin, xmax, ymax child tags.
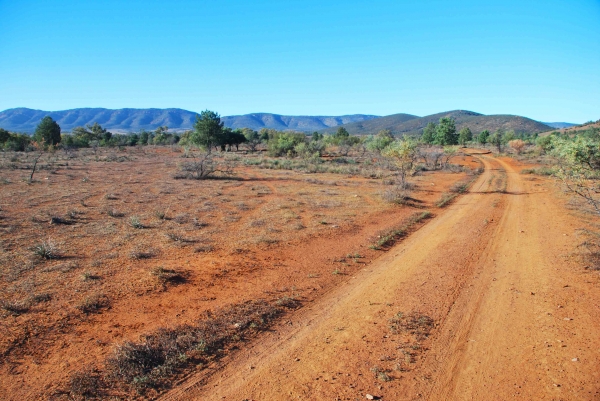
<box><xmin>65</xmin><ymin>299</ymin><xmax>297</xmax><ymax>398</ymax></box>
<box><xmin>373</xmin><ymin>211</ymin><xmax>432</xmax><ymax>249</ymax></box>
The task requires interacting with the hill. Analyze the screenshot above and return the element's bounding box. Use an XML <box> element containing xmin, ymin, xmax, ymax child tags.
<box><xmin>0</xmin><ymin>108</ymin><xmax>379</xmax><ymax>133</ymax></box>
<box><xmin>320</xmin><ymin>110</ymin><xmax>553</xmax><ymax>136</ymax></box>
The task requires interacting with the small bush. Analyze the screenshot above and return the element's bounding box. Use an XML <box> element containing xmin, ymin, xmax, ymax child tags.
<box><xmin>129</xmin><ymin>216</ymin><xmax>144</xmax><ymax>229</ymax></box>
<box><xmin>69</xmin><ymin>367</ymin><xmax>103</xmax><ymax>398</ymax></box>
<box><xmin>107</xmin><ymin>208</ymin><xmax>124</xmax><ymax>218</ymax></box>
<box><xmin>1</xmin><ymin>300</ymin><xmax>30</xmax><ymax>316</ymax></box>
<box><xmin>76</xmin><ymin>294</ymin><xmax>110</xmax><ymax>314</ymax></box>
<box><xmin>129</xmin><ymin>248</ymin><xmax>155</xmax><ymax>260</ymax></box>
<box><xmin>150</xmin><ymin>266</ymin><xmax>185</xmax><ymax>284</ymax></box>
<box><xmin>33</xmin><ymin>240</ymin><xmax>59</xmax><ymax>259</ymax></box>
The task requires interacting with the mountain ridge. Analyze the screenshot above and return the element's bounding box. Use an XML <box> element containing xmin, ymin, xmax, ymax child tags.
<box><xmin>319</xmin><ymin>110</ymin><xmax>553</xmax><ymax>135</ymax></box>
<box><xmin>0</xmin><ymin>108</ymin><xmax>379</xmax><ymax>133</ymax></box>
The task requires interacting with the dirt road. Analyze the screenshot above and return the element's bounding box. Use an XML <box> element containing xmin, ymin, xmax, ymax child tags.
<box><xmin>162</xmin><ymin>155</ymin><xmax>600</xmax><ymax>401</ymax></box>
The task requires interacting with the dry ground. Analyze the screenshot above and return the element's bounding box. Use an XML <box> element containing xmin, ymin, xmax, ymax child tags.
<box><xmin>160</xmin><ymin>152</ymin><xmax>600</xmax><ymax>401</ymax></box>
<box><xmin>0</xmin><ymin>146</ymin><xmax>478</xmax><ymax>399</ymax></box>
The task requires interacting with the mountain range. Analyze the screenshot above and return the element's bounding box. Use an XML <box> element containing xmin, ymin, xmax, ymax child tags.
<box><xmin>0</xmin><ymin>108</ymin><xmax>378</xmax><ymax>133</ymax></box>
<box><xmin>0</xmin><ymin>107</ymin><xmax>563</xmax><ymax>135</ymax></box>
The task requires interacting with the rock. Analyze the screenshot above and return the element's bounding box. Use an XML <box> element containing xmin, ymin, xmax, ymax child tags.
<box><xmin>366</xmin><ymin>395</ymin><xmax>375</xmax><ymax>400</ymax></box>
<box><xmin>572</xmin><ymin>358</ymin><xmax>579</xmax><ymax>362</ymax></box>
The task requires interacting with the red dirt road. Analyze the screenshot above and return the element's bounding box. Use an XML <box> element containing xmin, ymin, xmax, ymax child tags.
<box><xmin>162</xmin><ymin>155</ymin><xmax>600</xmax><ymax>401</ymax></box>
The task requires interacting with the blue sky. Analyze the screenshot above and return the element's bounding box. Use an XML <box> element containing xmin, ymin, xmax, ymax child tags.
<box><xmin>0</xmin><ymin>0</ymin><xmax>599</xmax><ymax>123</ymax></box>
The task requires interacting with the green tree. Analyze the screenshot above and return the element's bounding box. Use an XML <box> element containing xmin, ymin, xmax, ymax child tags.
<box><xmin>382</xmin><ymin>139</ymin><xmax>418</xmax><ymax>185</ymax></box>
<box><xmin>311</xmin><ymin>132</ymin><xmax>323</xmax><ymax>142</ymax></box>
<box><xmin>503</xmin><ymin>129</ymin><xmax>516</xmax><ymax>143</ymax></box>
<box><xmin>552</xmin><ymin>135</ymin><xmax>600</xmax><ymax>214</ymax></box>
<box><xmin>458</xmin><ymin>127</ymin><xmax>473</xmax><ymax>146</ymax></box>
<box><xmin>422</xmin><ymin>122</ymin><xmax>436</xmax><ymax>144</ymax></box>
<box><xmin>191</xmin><ymin>110</ymin><xmax>224</xmax><ymax>153</ymax></box>
<box><xmin>478</xmin><ymin>130</ymin><xmax>490</xmax><ymax>144</ymax></box>
<box><xmin>434</xmin><ymin>117</ymin><xmax>458</xmax><ymax>145</ymax></box>
<box><xmin>139</xmin><ymin>130</ymin><xmax>150</xmax><ymax>145</ymax></box>
<box><xmin>489</xmin><ymin>130</ymin><xmax>504</xmax><ymax>153</ymax></box>
<box><xmin>243</xmin><ymin>128</ymin><xmax>261</xmax><ymax>152</ymax></box>
<box><xmin>34</xmin><ymin>116</ymin><xmax>61</xmax><ymax>146</ymax></box>
<box><xmin>334</xmin><ymin>126</ymin><xmax>350</xmax><ymax>141</ymax></box>
<box><xmin>0</xmin><ymin>128</ymin><xmax>10</xmax><ymax>143</ymax></box>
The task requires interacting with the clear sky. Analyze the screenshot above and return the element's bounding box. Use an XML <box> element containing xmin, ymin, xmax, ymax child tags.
<box><xmin>1</xmin><ymin>0</ymin><xmax>599</xmax><ymax>123</ymax></box>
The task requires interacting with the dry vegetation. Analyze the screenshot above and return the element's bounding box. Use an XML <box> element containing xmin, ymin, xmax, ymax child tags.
<box><xmin>0</xmin><ymin>145</ymin><xmax>479</xmax><ymax>399</ymax></box>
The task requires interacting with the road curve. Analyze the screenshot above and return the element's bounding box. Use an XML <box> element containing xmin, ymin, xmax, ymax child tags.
<box><xmin>162</xmin><ymin>155</ymin><xmax>600</xmax><ymax>401</ymax></box>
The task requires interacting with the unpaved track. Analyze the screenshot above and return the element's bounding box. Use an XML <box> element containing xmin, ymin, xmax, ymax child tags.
<box><xmin>162</xmin><ymin>155</ymin><xmax>600</xmax><ymax>401</ymax></box>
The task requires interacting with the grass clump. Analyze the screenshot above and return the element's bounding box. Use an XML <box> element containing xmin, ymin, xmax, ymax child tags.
<box><xmin>0</xmin><ymin>300</ymin><xmax>30</xmax><ymax>316</ymax></box>
<box><xmin>150</xmin><ymin>266</ymin><xmax>185</xmax><ymax>284</ymax></box>
<box><xmin>373</xmin><ymin>211</ymin><xmax>431</xmax><ymax>249</ymax></box>
<box><xmin>76</xmin><ymin>294</ymin><xmax>110</xmax><ymax>314</ymax></box>
<box><xmin>33</xmin><ymin>240</ymin><xmax>59</xmax><ymax>259</ymax></box>
<box><xmin>128</xmin><ymin>216</ymin><xmax>144</xmax><ymax>229</ymax></box>
<box><xmin>435</xmin><ymin>193</ymin><xmax>457</xmax><ymax>208</ymax></box>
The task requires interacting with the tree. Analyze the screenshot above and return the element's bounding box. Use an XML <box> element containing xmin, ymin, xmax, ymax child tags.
<box><xmin>382</xmin><ymin>139</ymin><xmax>418</xmax><ymax>186</ymax></box>
<box><xmin>191</xmin><ymin>110</ymin><xmax>224</xmax><ymax>153</ymax></box>
<box><xmin>552</xmin><ymin>135</ymin><xmax>600</xmax><ymax>214</ymax></box>
<box><xmin>458</xmin><ymin>127</ymin><xmax>473</xmax><ymax>146</ymax></box>
<box><xmin>434</xmin><ymin>117</ymin><xmax>458</xmax><ymax>145</ymax></box>
<box><xmin>503</xmin><ymin>130</ymin><xmax>516</xmax><ymax>143</ymax></box>
<box><xmin>0</xmin><ymin>128</ymin><xmax>10</xmax><ymax>143</ymax></box>
<box><xmin>478</xmin><ymin>130</ymin><xmax>490</xmax><ymax>145</ymax></box>
<box><xmin>88</xmin><ymin>122</ymin><xmax>112</xmax><ymax>142</ymax></box>
<box><xmin>377</xmin><ymin>129</ymin><xmax>394</xmax><ymax>139</ymax></box>
<box><xmin>311</xmin><ymin>132</ymin><xmax>323</xmax><ymax>142</ymax></box>
<box><xmin>334</xmin><ymin>127</ymin><xmax>350</xmax><ymax>142</ymax></box>
<box><xmin>422</xmin><ymin>122</ymin><xmax>436</xmax><ymax>144</ymax></box>
<box><xmin>243</xmin><ymin>128</ymin><xmax>261</xmax><ymax>152</ymax></box>
<box><xmin>34</xmin><ymin>116</ymin><xmax>61</xmax><ymax>146</ymax></box>
<box><xmin>489</xmin><ymin>130</ymin><xmax>505</xmax><ymax>153</ymax></box>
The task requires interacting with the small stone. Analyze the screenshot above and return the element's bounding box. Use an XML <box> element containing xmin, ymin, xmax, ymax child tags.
<box><xmin>572</xmin><ymin>358</ymin><xmax>579</xmax><ymax>362</ymax></box>
<box><xmin>366</xmin><ymin>395</ymin><xmax>375</xmax><ymax>400</ymax></box>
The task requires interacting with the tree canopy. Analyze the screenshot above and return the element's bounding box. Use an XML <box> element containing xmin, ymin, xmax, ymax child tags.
<box><xmin>191</xmin><ymin>110</ymin><xmax>224</xmax><ymax>152</ymax></box>
<box><xmin>434</xmin><ymin>117</ymin><xmax>458</xmax><ymax>145</ymax></box>
<box><xmin>34</xmin><ymin>116</ymin><xmax>61</xmax><ymax>146</ymax></box>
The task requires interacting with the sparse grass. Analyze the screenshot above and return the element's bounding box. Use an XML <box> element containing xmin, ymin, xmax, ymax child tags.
<box><xmin>69</xmin><ymin>299</ymin><xmax>294</xmax><ymax>396</ymax></box>
<box><xmin>435</xmin><ymin>193</ymin><xmax>457</xmax><ymax>208</ymax></box>
<box><xmin>521</xmin><ymin>167</ymin><xmax>555</xmax><ymax>176</ymax></box>
<box><xmin>373</xmin><ymin>211</ymin><xmax>431</xmax><ymax>249</ymax></box>
<box><xmin>370</xmin><ymin>366</ymin><xmax>392</xmax><ymax>382</ymax></box>
<box><xmin>389</xmin><ymin>311</ymin><xmax>434</xmax><ymax>340</ymax></box>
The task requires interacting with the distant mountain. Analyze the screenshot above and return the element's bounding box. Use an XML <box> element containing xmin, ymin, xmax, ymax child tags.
<box><xmin>221</xmin><ymin>113</ymin><xmax>379</xmax><ymax>132</ymax></box>
<box><xmin>543</xmin><ymin>122</ymin><xmax>577</xmax><ymax>129</ymax></box>
<box><xmin>0</xmin><ymin>108</ymin><xmax>379</xmax><ymax>133</ymax></box>
<box><xmin>320</xmin><ymin>110</ymin><xmax>553</xmax><ymax>136</ymax></box>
